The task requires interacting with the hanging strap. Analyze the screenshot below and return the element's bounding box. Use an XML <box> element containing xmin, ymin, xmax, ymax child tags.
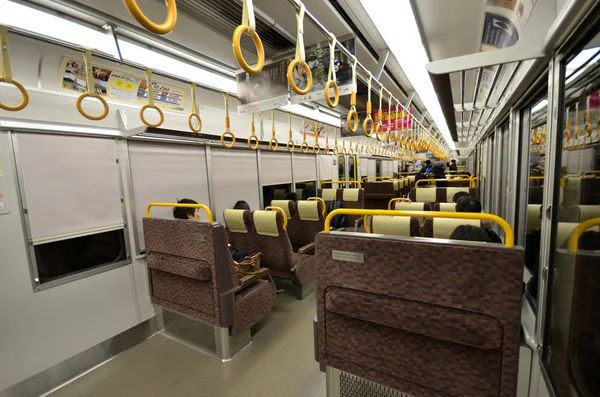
<box><xmin>145</xmin><ymin>69</ymin><xmax>154</xmax><ymax>107</ymax></box>
<box><xmin>378</xmin><ymin>86</ymin><xmax>383</xmax><ymax>111</ymax></box>
<box><xmin>0</xmin><ymin>27</ymin><xmax>12</xmax><ymax>83</ymax></box>
<box><xmin>295</xmin><ymin>3</ymin><xmax>306</xmax><ymax>65</ymax></box>
<box><xmin>367</xmin><ymin>72</ymin><xmax>372</xmax><ymax>103</ymax></box>
<box><xmin>302</xmin><ymin>117</ymin><xmax>307</xmax><ymax>142</ymax></box>
<box><xmin>82</xmin><ymin>49</ymin><xmax>96</xmax><ymax>97</ymax></box>
<box><xmin>242</xmin><ymin>0</ymin><xmax>256</xmax><ymax>36</ymax></box>
<box><xmin>351</xmin><ymin>56</ymin><xmax>357</xmax><ymax>92</ymax></box>
<box><xmin>388</xmin><ymin>93</ymin><xmax>393</xmax><ymax>128</ymax></box>
<box><xmin>224</xmin><ymin>92</ymin><xmax>230</xmax><ymax>131</ymax></box>
<box><xmin>327</xmin><ymin>34</ymin><xmax>337</xmax><ymax>82</ymax></box>
<box><xmin>191</xmin><ymin>82</ymin><xmax>198</xmax><ymax>113</ymax></box>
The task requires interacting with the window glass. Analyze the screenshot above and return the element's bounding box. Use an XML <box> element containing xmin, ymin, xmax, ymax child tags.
<box><xmin>263</xmin><ymin>184</ymin><xmax>292</xmax><ymax>208</ymax></box>
<box><xmin>295</xmin><ymin>181</ymin><xmax>316</xmax><ymax>200</ymax></box>
<box><xmin>543</xmin><ymin>38</ymin><xmax>600</xmax><ymax>397</ymax></box>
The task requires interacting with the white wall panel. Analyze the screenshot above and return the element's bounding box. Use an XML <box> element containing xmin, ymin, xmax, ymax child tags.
<box><xmin>294</xmin><ymin>154</ymin><xmax>317</xmax><ymax>182</ymax></box>
<box><xmin>210</xmin><ymin>149</ymin><xmax>260</xmax><ymax>223</ymax></box>
<box><xmin>368</xmin><ymin>159</ymin><xmax>377</xmax><ymax>176</ymax></box>
<box><xmin>15</xmin><ymin>133</ymin><xmax>123</xmax><ymax>242</ymax></box>
<box><xmin>128</xmin><ymin>142</ymin><xmax>210</xmax><ymax>250</ymax></box>
<box><xmin>0</xmin><ymin>133</ymin><xmax>138</xmax><ymax>391</ymax></box>
<box><xmin>260</xmin><ymin>152</ymin><xmax>292</xmax><ymax>185</ymax></box>
<box><xmin>318</xmin><ymin>155</ymin><xmax>333</xmax><ymax>180</ymax></box>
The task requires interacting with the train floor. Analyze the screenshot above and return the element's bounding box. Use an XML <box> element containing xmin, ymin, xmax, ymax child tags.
<box><xmin>48</xmin><ymin>288</ymin><xmax>325</xmax><ymax>397</ymax></box>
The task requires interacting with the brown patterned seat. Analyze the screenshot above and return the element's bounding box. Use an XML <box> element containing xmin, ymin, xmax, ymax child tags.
<box><xmin>250</xmin><ymin>210</ymin><xmax>317</xmax><ymax>299</ymax></box>
<box><xmin>369</xmin><ymin>215</ymin><xmax>421</xmax><ymax>237</ymax></box>
<box><xmin>340</xmin><ymin>188</ymin><xmax>365</xmax><ymax>229</ymax></box>
<box><xmin>315</xmin><ymin>232</ymin><xmax>523</xmax><ymax>396</ymax></box>
<box><xmin>143</xmin><ymin>218</ymin><xmax>276</xmax><ymax>336</ymax></box>
<box><xmin>223</xmin><ymin>209</ymin><xmax>255</xmax><ymax>252</ymax></box>
<box><xmin>286</xmin><ymin>200</ymin><xmax>325</xmax><ymax>252</ymax></box>
<box><xmin>363</xmin><ymin>182</ymin><xmax>395</xmax><ymax>209</ymax></box>
<box><xmin>422</xmin><ymin>217</ymin><xmax>481</xmax><ymax>238</ymax></box>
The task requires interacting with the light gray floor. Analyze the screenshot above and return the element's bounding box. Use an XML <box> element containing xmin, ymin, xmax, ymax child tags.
<box><xmin>49</xmin><ymin>289</ymin><xmax>325</xmax><ymax>397</ymax></box>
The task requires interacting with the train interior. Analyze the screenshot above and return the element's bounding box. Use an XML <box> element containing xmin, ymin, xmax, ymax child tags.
<box><xmin>0</xmin><ymin>0</ymin><xmax>599</xmax><ymax>397</ymax></box>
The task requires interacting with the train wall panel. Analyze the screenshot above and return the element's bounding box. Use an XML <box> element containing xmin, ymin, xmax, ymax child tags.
<box><xmin>260</xmin><ymin>152</ymin><xmax>292</xmax><ymax>186</ymax></box>
<box><xmin>0</xmin><ymin>132</ymin><xmax>139</xmax><ymax>391</ymax></box>
<box><xmin>294</xmin><ymin>154</ymin><xmax>317</xmax><ymax>182</ymax></box>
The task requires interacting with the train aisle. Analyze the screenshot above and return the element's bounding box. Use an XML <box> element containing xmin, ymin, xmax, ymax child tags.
<box><xmin>48</xmin><ymin>290</ymin><xmax>323</xmax><ymax>397</ymax></box>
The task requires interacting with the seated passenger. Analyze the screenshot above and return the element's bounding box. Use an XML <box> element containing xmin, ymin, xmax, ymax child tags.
<box><xmin>285</xmin><ymin>191</ymin><xmax>298</xmax><ymax>201</ymax></box>
<box><xmin>455</xmin><ymin>196</ymin><xmax>502</xmax><ymax>243</ymax></box>
<box><xmin>233</xmin><ymin>200</ymin><xmax>251</xmax><ymax>210</ymax></box>
<box><xmin>580</xmin><ymin>230</ymin><xmax>600</xmax><ymax>250</ymax></box>
<box><xmin>450</xmin><ymin>224</ymin><xmax>492</xmax><ymax>242</ymax></box>
<box><xmin>173</xmin><ymin>198</ymin><xmax>201</xmax><ymax>220</ymax></box>
<box><xmin>452</xmin><ymin>191</ymin><xmax>471</xmax><ymax>203</ymax></box>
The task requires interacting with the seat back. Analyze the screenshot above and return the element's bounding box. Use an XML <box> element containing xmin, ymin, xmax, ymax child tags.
<box><xmin>251</xmin><ymin>210</ymin><xmax>296</xmax><ymax>273</ymax></box>
<box><xmin>143</xmin><ymin>218</ymin><xmax>237</xmax><ymax>327</ymax></box>
<box><xmin>371</xmin><ymin>216</ymin><xmax>421</xmax><ymax>237</ymax></box>
<box><xmin>364</xmin><ymin>182</ymin><xmax>396</xmax><ymax>209</ymax></box>
<box><xmin>393</xmin><ymin>202</ymin><xmax>431</xmax><ymax>212</ymax></box>
<box><xmin>527</xmin><ymin>204</ymin><xmax>542</xmax><ymax>231</ymax></box>
<box><xmin>446</xmin><ymin>187</ymin><xmax>471</xmax><ymax>202</ymax></box>
<box><xmin>318</xmin><ymin>188</ymin><xmax>340</xmax><ymax>204</ymax></box>
<box><xmin>341</xmin><ymin>188</ymin><xmax>365</xmax><ymax>225</ymax></box>
<box><xmin>408</xmin><ymin>187</ymin><xmax>437</xmax><ymax>203</ymax></box>
<box><xmin>315</xmin><ymin>233</ymin><xmax>523</xmax><ymax>397</ymax></box>
<box><xmin>434</xmin><ymin>202</ymin><xmax>457</xmax><ymax>212</ymax></box>
<box><xmin>271</xmin><ymin>200</ymin><xmax>294</xmax><ymax>219</ymax></box>
<box><xmin>224</xmin><ymin>209</ymin><xmax>255</xmax><ymax>252</ymax></box>
<box><xmin>287</xmin><ymin>200</ymin><xmax>325</xmax><ymax>250</ymax></box>
<box><xmin>581</xmin><ymin>177</ymin><xmax>600</xmax><ymax>205</ymax></box>
<box><xmin>423</xmin><ymin>217</ymin><xmax>481</xmax><ymax>238</ymax></box>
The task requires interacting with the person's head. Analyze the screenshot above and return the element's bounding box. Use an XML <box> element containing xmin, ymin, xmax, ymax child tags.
<box><xmin>452</xmin><ymin>191</ymin><xmax>471</xmax><ymax>203</ymax></box>
<box><xmin>173</xmin><ymin>198</ymin><xmax>200</xmax><ymax>220</ymax></box>
<box><xmin>285</xmin><ymin>191</ymin><xmax>298</xmax><ymax>201</ymax></box>
<box><xmin>450</xmin><ymin>159</ymin><xmax>456</xmax><ymax>165</ymax></box>
<box><xmin>434</xmin><ymin>160</ymin><xmax>445</xmax><ymax>169</ymax></box>
<box><xmin>424</xmin><ymin>160</ymin><xmax>432</xmax><ymax>167</ymax></box>
<box><xmin>450</xmin><ymin>225</ymin><xmax>492</xmax><ymax>242</ymax></box>
<box><xmin>233</xmin><ymin>200</ymin><xmax>250</xmax><ymax>210</ymax></box>
<box><xmin>455</xmin><ymin>196</ymin><xmax>482</xmax><ymax>213</ymax></box>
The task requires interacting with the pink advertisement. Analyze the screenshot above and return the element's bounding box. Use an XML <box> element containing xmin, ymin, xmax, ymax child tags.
<box><xmin>373</xmin><ymin>106</ymin><xmax>413</xmax><ymax>131</ymax></box>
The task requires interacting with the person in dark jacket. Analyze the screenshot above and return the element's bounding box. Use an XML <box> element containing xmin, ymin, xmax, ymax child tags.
<box><xmin>448</xmin><ymin>159</ymin><xmax>458</xmax><ymax>171</ymax></box>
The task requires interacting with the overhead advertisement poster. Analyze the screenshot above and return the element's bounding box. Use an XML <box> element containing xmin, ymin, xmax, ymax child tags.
<box><xmin>289</xmin><ymin>37</ymin><xmax>355</xmax><ymax>105</ymax></box>
<box><xmin>58</xmin><ymin>57</ymin><xmax>187</xmax><ymax>112</ymax></box>
<box><xmin>236</xmin><ymin>60</ymin><xmax>289</xmax><ymax>114</ymax></box>
<box><xmin>480</xmin><ymin>0</ymin><xmax>537</xmax><ymax>51</ymax></box>
<box><xmin>373</xmin><ymin>106</ymin><xmax>413</xmax><ymax>131</ymax></box>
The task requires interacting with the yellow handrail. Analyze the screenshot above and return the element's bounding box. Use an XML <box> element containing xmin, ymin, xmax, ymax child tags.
<box><xmin>146</xmin><ymin>202</ymin><xmax>213</xmax><ymax>222</ymax></box>
<box><xmin>396</xmin><ymin>172</ymin><xmax>416</xmax><ymax>175</ymax></box>
<box><xmin>361</xmin><ymin>176</ymin><xmax>393</xmax><ymax>182</ymax></box>
<box><xmin>319</xmin><ymin>180</ymin><xmax>362</xmax><ymax>188</ymax></box>
<box><xmin>265</xmin><ymin>206</ymin><xmax>288</xmax><ymax>230</ymax></box>
<box><xmin>445</xmin><ymin>170</ymin><xmax>469</xmax><ymax>174</ymax></box>
<box><xmin>307</xmin><ymin>197</ymin><xmax>326</xmax><ymax>216</ymax></box>
<box><xmin>568</xmin><ymin>217</ymin><xmax>600</xmax><ymax>252</ymax></box>
<box><xmin>388</xmin><ymin>198</ymin><xmax>412</xmax><ymax>210</ymax></box>
<box><xmin>581</xmin><ymin>170</ymin><xmax>600</xmax><ymax>177</ymax></box>
<box><xmin>415</xmin><ymin>178</ymin><xmax>476</xmax><ymax>188</ymax></box>
<box><xmin>324</xmin><ymin>209</ymin><xmax>514</xmax><ymax>248</ymax></box>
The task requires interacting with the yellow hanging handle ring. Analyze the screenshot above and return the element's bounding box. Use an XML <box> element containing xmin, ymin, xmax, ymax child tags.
<box><xmin>0</xmin><ymin>78</ymin><xmax>29</xmax><ymax>112</ymax></box>
<box><xmin>221</xmin><ymin>131</ymin><xmax>236</xmax><ymax>148</ymax></box>
<box><xmin>346</xmin><ymin>90</ymin><xmax>359</xmax><ymax>133</ymax></box>
<box><xmin>287</xmin><ymin>59</ymin><xmax>313</xmax><ymax>95</ymax></box>
<box><xmin>188</xmin><ymin>113</ymin><xmax>202</xmax><ymax>133</ymax></box>
<box><xmin>269</xmin><ymin>138</ymin><xmax>279</xmax><ymax>151</ymax></box>
<box><xmin>124</xmin><ymin>0</ymin><xmax>177</xmax><ymax>35</ymax></box>
<box><xmin>233</xmin><ymin>25</ymin><xmax>265</xmax><ymax>75</ymax></box>
<box><xmin>333</xmin><ymin>147</ymin><xmax>339</xmax><ymax>156</ymax></box>
<box><xmin>140</xmin><ymin>104</ymin><xmax>164</xmax><ymax>128</ymax></box>
<box><xmin>248</xmin><ymin>134</ymin><xmax>259</xmax><ymax>150</ymax></box>
<box><xmin>324</xmin><ymin>80</ymin><xmax>339</xmax><ymax>108</ymax></box>
<box><xmin>363</xmin><ymin>100</ymin><xmax>374</xmax><ymax>137</ymax></box>
<box><xmin>301</xmin><ymin>142</ymin><xmax>309</xmax><ymax>153</ymax></box>
<box><xmin>287</xmin><ymin>140</ymin><xmax>295</xmax><ymax>152</ymax></box>
<box><xmin>313</xmin><ymin>143</ymin><xmax>321</xmax><ymax>154</ymax></box>
<box><xmin>76</xmin><ymin>93</ymin><xmax>109</xmax><ymax>121</ymax></box>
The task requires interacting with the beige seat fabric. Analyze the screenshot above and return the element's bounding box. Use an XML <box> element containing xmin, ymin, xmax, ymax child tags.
<box><xmin>577</xmin><ymin>205</ymin><xmax>600</xmax><ymax>222</ymax></box>
<box><xmin>394</xmin><ymin>202</ymin><xmax>426</xmax><ymax>211</ymax></box>
<box><xmin>446</xmin><ymin>187</ymin><xmax>470</xmax><ymax>203</ymax></box>
<box><xmin>271</xmin><ymin>200</ymin><xmax>293</xmax><ymax>219</ymax></box>
<box><xmin>253</xmin><ymin>211</ymin><xmax>280</xmax><ymax>237</ymax></box>
<box><xmin>342</xmin><ymin>188</ymin><xmax>360</xmax><ymax>202</ymax></box>
<box><xmin>415</xmin><ymin>188</ymin><xmax>437</xmax><ymax>203</ymax></box>
<box><xmin>224</xmin><ymin>209</ymin><xmax>248</xmax><ymax>233</ymax></box>
<box><xmin>433</xmin><ymin>218</ymin><xmax>481</xmax><ymax>239</ymax></box>
<box><xmin>527</xmin><ymin>205</ymin><xmax>542</xmax><ymax>231</ymax></box>
<box><xmin>321</xmin><ymin>188</ymin><xmax>338</xmax><ymax>201</ymax></box>
<box><xmin>297</xmin><ymin>201</ymin><xmax>321</xmax><ymax>221</ymax></box>
<box><xmin>438</xmin><ymin>203</ymin><xmax>456</xmax><ymax>212</ymax></box>
<box><xmin>372</xmin><ymin>216</ymin><xmax>413</xmax><ymax>237</ymax></box>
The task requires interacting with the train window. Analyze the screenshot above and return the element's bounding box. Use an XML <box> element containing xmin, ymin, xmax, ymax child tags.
<box><xmin>295</xmin><ymin>181</ymin><xmax>316</xmax><ymax>200</ymax></box>
<box><xmin>338</xmin><ymin>155</ymin><xmax>346</xmax><ymax>180</ymax></box>
<box><xmin>35</xmin><ymin>229</ymin><xmax>127</xmax><ymax>285</ymax></box>
<box><xmin>263</xmin><ymin>184</ymin><xmax>292</xmax><ymax>208</ymax></box>
<box><xmin>375</xmin><ymin>159</ymin><xmax>382</xmax><ymax>176</ymax></box>
<box><xmin>542</xmin><ymin>34</ymin><xmax>600</xmax><ymax>397</ymax></box>
<box><xmin>348</xmin><ymin>156</ymin><xmax>356</xmax><ymax>180</ymax></box>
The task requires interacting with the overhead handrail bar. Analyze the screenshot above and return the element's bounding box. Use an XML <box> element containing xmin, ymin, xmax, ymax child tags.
<box><xmin>146</xmin><ymin>202</ymin><xmax>213</xmax><ymax>222</ymax></box>
<box><xmin>361</xmin><ymin>176</ymin><xmax>393</xmax><ymax>182</ymax></box>
<box><xmin>319</xmin><ymin>180</ymin><xmax>361</xmax><ymax>188</ymax></box>
<box><xmin>568</xmin><ymin>217</ymin><xmax>600</xmax><ymax>252</ymax></box>
<box><xmin>581</xmin><ymin>170</ymin><xmax>600</xmax><ymax>177</ymax></box>
<box><xmin>264</xmin><ymin>206</ymin><xmax>288</xmax><ymax>230</ymax></box>
<box><xmin>325</xmin><ymin>209</ymin><xmax>514</xmax><ymax>248</ymax></box>
<box><xmin>388</xmin><ymin>198</ymin><xmax>412</xmax><ymax>210</ymax></box>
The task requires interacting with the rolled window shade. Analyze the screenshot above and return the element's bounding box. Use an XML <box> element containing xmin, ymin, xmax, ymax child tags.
<box><xmin>260</xmin><ymin>152</ymin><xmax>292</xmax><ymax>186</ymax></box>
<box><xmin>128</xmin><ymin>142</ymin><xmax>210</xmax><ymax>250</ymax></box>
<box><xmin>210</xmin><ymin>149</ymin><xmax>260</xmax><ymax>224</ymax></box>
<box><xmin>15</xmin><ymin>133</ymin><xmax>124</xmax><ymax>243</ymax></box>
<box><xmin>294</xmin><ymin>154</ymin><xmax>317</xmax><ymax>182</ymax></box>
<box><xmin>318</xmin><ymin>155</ymin><xmax>333</xmax><ymax>180</ymax></box>
<box><xmin>368</xmin><ymin>159</ymin><xmax>377</xmax><ymax>176</ymax></box>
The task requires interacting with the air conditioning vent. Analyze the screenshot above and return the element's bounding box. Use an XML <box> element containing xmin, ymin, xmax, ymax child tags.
<box><xmin>176</xmin><ymin>0</ymin><xmax>295</xmax><ymax>58</ymax></box>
